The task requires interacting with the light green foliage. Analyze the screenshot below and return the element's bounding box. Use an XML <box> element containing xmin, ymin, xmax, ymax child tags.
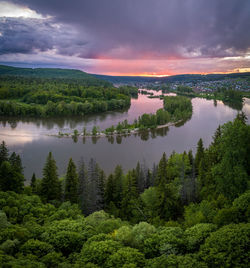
<box><xmin>114</xmin><ymin>226</ymin><xmax>133</xmax><ymax>246</ymax></box>
<box><xmin>164</xmin><ymin>95</ymin><xmax>192</xmax><ymax>121</ymax></box>
<box><xmin>184</xmin><ymin>223</ymin><xmax>217</xmax><ymax>252</ymax></box>
<box><xmin>41</xmin><ymin>251</ymin><xmax>65</xmax><ymax>267</ymax></box>
<box><xmin>145</xmin><ymin>254</ymin><xmax>207</xmax><ymax>268</ymax></box>
<box><xmin>140</xmin><ymin>187</ymin><xmax>159</xmax><ymax>220</ymax></box>
<box><xmin>143</xmin><ymin>227</ymin><xmax>185</xmax><ymax>258</ymax></box>
<box><xmin>20</xmin><ymin>239</ymin><xmax>54</xmax><ymax>258</ymax></box>
<box><xmin>0</xmin><ymin>115</ymin><xmax>249</xmax><ymax>267</ymax></box>
<box><xmin>78</xmin><ymin>240</ymin><xmax>122</xmax><ymax>266</ymax></box>
<box><xmin>211</xmin><ymin>118</ymin><xmax>250</xmax><ymax>200</ymax></box>
<box><xmin>167</xmin><ymin>152</ymin><xmax>191</xmax><ymax>181</ymax></box>
<box><xmin>0</xmin><ymin>66</ymin><xmax>136</xmax><ymax>117</ymax></box>
<box><xmin>199</xmin><ymin>223</ymin><xmax>250</xmax><ymax>267</ymax></box>
<box><xmin>131</xmin><ymin>222</ymin><xmax>156</xmax><ymax>249</ymax></box>
<box><xmin>184</xmin><ymin>201</ymin><xmax>217</xmax><ymax>227</ymax></box>
<box><xmin>0</xmin><ymin>239</ymin><xmax>19</xmax><ymax>255</ymax></box>
<box><xmin>232</xmin><ymin>190</ymin><xmax>250</xmax><ymax>222</ymax></box>
<box><xmin>0</xmin><ymin>210</ymin><xmax>10</xmax><ymax>228</ymax></box>
<box><xmin>106</xmin><ymin>247</ymin><xmax>145</xmax><ymax>268</ymax></box>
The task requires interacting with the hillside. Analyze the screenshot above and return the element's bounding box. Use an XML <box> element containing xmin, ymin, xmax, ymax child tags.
<box><xmin>0</xmin><ymin>65</ymin><xmax>138</xmax><ymax>118</ymax></box>
<box><xmin>94</xmin><ymin>72</ymin><xmax>250</xmax><ymax>84</ymax></box>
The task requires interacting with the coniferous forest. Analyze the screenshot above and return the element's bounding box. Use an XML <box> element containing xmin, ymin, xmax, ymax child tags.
<box><xmin>0</xmin><ymin>114</ymin><xmax>249</xmax><ymax>267</ymax></box>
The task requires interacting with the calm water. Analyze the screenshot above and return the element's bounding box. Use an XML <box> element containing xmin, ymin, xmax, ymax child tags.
<box><xmin>0</xmin><ymin>92</ymin><xmax>249</xmax><ymax>180</ymax></box>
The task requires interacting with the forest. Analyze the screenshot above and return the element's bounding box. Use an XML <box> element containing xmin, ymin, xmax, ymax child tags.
<box><xmin>0</xmin><ymin>67</ymin><xmax>138</xmax><ymax>117</ymax></box>
<box><xmin>0</xmin><ymin>114</ymin><xmax>249</xmax><ymax>267</ymax></box>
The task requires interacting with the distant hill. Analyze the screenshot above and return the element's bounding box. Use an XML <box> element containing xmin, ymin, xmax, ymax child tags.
<box><xmin>0</xmin><ymin>65</ymin><xmax>112</xmax><ymax>87</ymax></box>
<box><xmin>94</xmin><ymin>72</ymin><xmax>250</xmax><ymax>84</ymax></box>
<box><xmin>1</xmin><ymin>64</ymin><xmax>249</xmax><ymax>85</ymax></box>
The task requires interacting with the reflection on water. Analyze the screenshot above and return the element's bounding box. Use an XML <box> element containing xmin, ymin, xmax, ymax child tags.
<box><xmin>0</xmin><ymin>92</ymin><xmax>249</xmax><ymax>179</ymax></box>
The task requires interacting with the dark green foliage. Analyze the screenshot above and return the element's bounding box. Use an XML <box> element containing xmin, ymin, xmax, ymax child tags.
<box><xmin>105</xmin><ymin>95</ymin><xmax>192</xmax><ymax>132</ymax></box>
<box><xmin>0</xmin><ymin>66</ymin><xmax>138</xmax><ymax>118</ymax></box>
<box><xmin>0</xmin><ymin>141</ymin><xmax>8</xmax><ymax>166</ymax></box>
<box><xmin>30</xmin><ymin>173</ymin><xmax>37</xmax><ymax>193</ymax></box>
<box><xmin>40</xmin><ymin>152</ymin><xmax>61</xmax><ymax>203</ymax></box>
<box><xmin>164</xmin><ymin>95</ymin><xmax>193</xmax><ymax>121</ymax></box>
<box><xmin>199</xmin><ymin>223</ymin><xmax>250</xmax><ymax>267</ymax></box>
<box><xmin>65</xmin><ymin>158</ymin><xmax>79</xmax><ymax>203</ymax></box>
<box><xmin>78</xmin><ymin>239</ymin><xmax>122</xmax><ymax>266</ymax></box>
<box><xmin>106</xmin><ymin>247</ymin><xmax>145</xmax><ymax>267</ymax></box>
<box><xmin>0</xmin><ymin>115</ymin><xmax>249</xmax><ymax>267</ymax></box>
<box><xmin>195</xmin><ymin>138</ymin><xmax>204</xmax><ymax>174</ymax></box>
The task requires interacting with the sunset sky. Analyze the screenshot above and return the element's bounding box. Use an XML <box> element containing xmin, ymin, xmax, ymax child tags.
<box><xmin>0</xmin><ymin>0</ymin><xmax>250</xmax><ymax>76</ymax></box>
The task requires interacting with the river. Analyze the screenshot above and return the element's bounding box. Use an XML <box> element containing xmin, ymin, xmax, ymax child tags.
<box><xmin>0</xmin><ymin>91</ymin><xmax>249</xmax><ymax>180</ymax></box>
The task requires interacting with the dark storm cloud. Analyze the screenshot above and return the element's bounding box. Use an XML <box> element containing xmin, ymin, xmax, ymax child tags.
<box><xmin>4</xmin><ymin>0</ymin><xmax>250</xmax><ymax>59</ymax></box>
<box><xmin>0</xmin><ymin>17</ymin><xmax>88</xmax><ymax>55</ymax></box>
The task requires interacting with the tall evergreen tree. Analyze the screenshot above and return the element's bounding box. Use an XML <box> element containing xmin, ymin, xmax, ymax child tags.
<box><xmin>121</xmin><ymin>170</ymin><xmax>138</xmax><ymax>220</ymax></box>
<box><xmin>78</xmin><ymin>158</ymin><xmax>88</xmax><ymax>213</ymax></box>
<box><xmin>86</xmin><ymin>158</ymin><xmax>100</xmax><ymax>215</ymax></box>
<box><xmin>97</xmin><ymin>169</ymin><xmax>105</xmax><ymax>210</ymax></box>
<box><xmin>65</xmin><ymin>158</ymin><xmax>79</xmax><ymax>204</ymax></box>
<box><xmin>41</xmin><ymin>152</ymin><xmax>61</xmax><ymax>203</ymax></box>
<box><xmin>9</xmin><ymin>152</ymin><xmax>23</xmax><ymax>175</ymax></box>
<box><xmin>195</xmin><ymin>138</ymin><xmax>204</xmax><ymax>174</ymax></box>
<box><xmin>156</xmin><ymin>152</ymin><xmax>167</xmax><ymax>186</ymax></box>
<box><xmin>0</xmin><ymin>141</ymin><xmax>8</xmax><ymax>166</ymax></box>
<box><xmin>135</xmin><ymin>162</ymin><xmax>146</xmax><ymax>194</ymax></box>
<box><xmin>30</xmin><ymin>173</ymin><xmax>37</xmax><ymax>193</ymax></box>
<box><xmin>113</xmin><ymin>165</ymin><xmax>124</xmax><ymax>208</ymax></box>
<box><xmin>0</xmin><ymin>161</ymin><xmax>24</xmax><ymax>193</ymax></box>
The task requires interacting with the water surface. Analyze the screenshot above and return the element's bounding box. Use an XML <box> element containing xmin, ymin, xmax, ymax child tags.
<box><xmin>0</xmin><ymin>92</ymin><xmax>249</xmax><ymax>180</ymax></box>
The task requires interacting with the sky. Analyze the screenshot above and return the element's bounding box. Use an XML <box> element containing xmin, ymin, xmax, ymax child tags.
<box><xmin>0</xmin><ymin>0</ymin><xmax>250</xmax><ymax>76</ymax></box>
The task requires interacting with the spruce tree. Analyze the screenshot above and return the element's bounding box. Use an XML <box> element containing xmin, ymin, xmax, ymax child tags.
<box><xmin>0</xmin><ymin>161</ymin><xmax>24</xmax><ymax>193</ymax></box>
<box><xmin>0</xmin><ymin>141</ymin><xmax>8</xmax><ymax>166</ymax></box>
<box><xmin>41</xmin><ymin>152</ymin><xmax>61</xmax><ymax>203</ymax></box>
<box><xmin>195</xmin><ymin>138</ymin><xmax>204</xmax><ymax>174</ymax></box>
<box><xmin>78</xmin><ymin>158</ymin><xmax>87</xmax><ymax>213</ymax></box>
<box><xmin>156</xmin><ymin>152</ymin><xmax>167</xmax><ymax>186</ymax></box>
<box><xmin>121</xmin><ymin>170</ymin><xmax>138</xmax><ymax>220</ymax></box>
<box><xmin>113</xmin><ymin>165</ymin><xmax>123</xmax><ymax>208</ymax></box>
<box><xmin>30</xmin><ymin>173</ymin><xmax>37</xmax><ymax>193</ymax></box>
<box><xmin>9</xmin><ymin>152</ymin><xmax>23</xmax><ymax>175</ymax></box>
<box><xmin>104</xmin><ymin>174</ymin><xmax>115</xmax><ymax>208</ymax></box>
<box><xmin>65</xmin><ymin>158</ymin><xmax>79</xmax><ymax>204</ymax></box>
<box><xmin>97</xmin><ymin>169</ymin><xmax>105</xmax><ymax>210</ymax></box>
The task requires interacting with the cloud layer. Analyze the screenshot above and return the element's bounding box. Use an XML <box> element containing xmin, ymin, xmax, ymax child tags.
<box><xmin>0</xmin><ymin>0</ymin><xmax>250</xmax><ymax>75</ymax></box>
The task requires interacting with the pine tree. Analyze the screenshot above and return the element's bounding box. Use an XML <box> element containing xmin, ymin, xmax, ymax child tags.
<box><xmin>135</xmin><ymin>162</ymin><xmax>146</xmax><ymax>194</ymax></box>
<box><xmin>9</xmin><ymin>152</ymin><xmax>23</xmax><ymax>175</ymax></box>
<box><xmin>30</xmin><ymin>173</ymin><xmax>37</xmax><ymax>193</ymax></box>
<box><xmin>121</xmin><ymin>171</ymin><xmax>138</xmax><ymax>220</ymax></box>
<box><xmin>113</xmin><ymin>165</ymin><xmax>123</xmax><ymax>208</ymax></box>
<box><xmin>0</xmin><ymin>160</ymin><xmax>24</xmax><ymax>193</ymax></box>
<box><xmin>156</xmin><ymin>152</ymin><xmax>167</xmax><ymax>186</ymax></box>
<box><xmin>195</xmin><ymin>138</ymin><xmax>204</xmax><ymax>174</ymax></box>
<box><xmin>104</xmin><ymin>174</ymin><xmax>115</xmax><ymax>208</ymax></box>
<box><xmin>41</xmin><ymin>152</ymin><xmax>61</xmax><ymax>203</ymax></box>
<box><xmin>86</xmin><ymin>158</ymin><xmax>100</xmax><ymax>214</ymax></box>
<box><xmin>65</xmin><ymin>158</ymin><xmax>79</xmax><ymax>204</ymax></box>
<box><xmin>78</xmin><ymin>158</ymin><xmax>88</xmax><ymax>213</ymax></box>
<box><xmin>0</xmin><ymin>141</ymin><xmax>8</xmax><ymax>166</ymax></box>
<box><xmin>97</xmin><ymin>169</ymin><xmax>105</xmax><ymax>210</ymax></box>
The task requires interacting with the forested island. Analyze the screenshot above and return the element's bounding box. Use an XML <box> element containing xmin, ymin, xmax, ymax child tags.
<box><xmin>57</xmin><ymin>95</ymin><xmax>192</xmax><ymax>138</ymax></box>
<box><xmin>148</xmin><ymin>84</ymin><xmax>246</xmax><ymax>110</ymax></box>
<box><xmin>0</xmin><ymin>114</ymin><xmax>249</xmax><ymax>267</ymax></box>
<box><xmin>0</xmin><ymin>65</ymin><xmax>138</xmax><ymax>117</ymax></box>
